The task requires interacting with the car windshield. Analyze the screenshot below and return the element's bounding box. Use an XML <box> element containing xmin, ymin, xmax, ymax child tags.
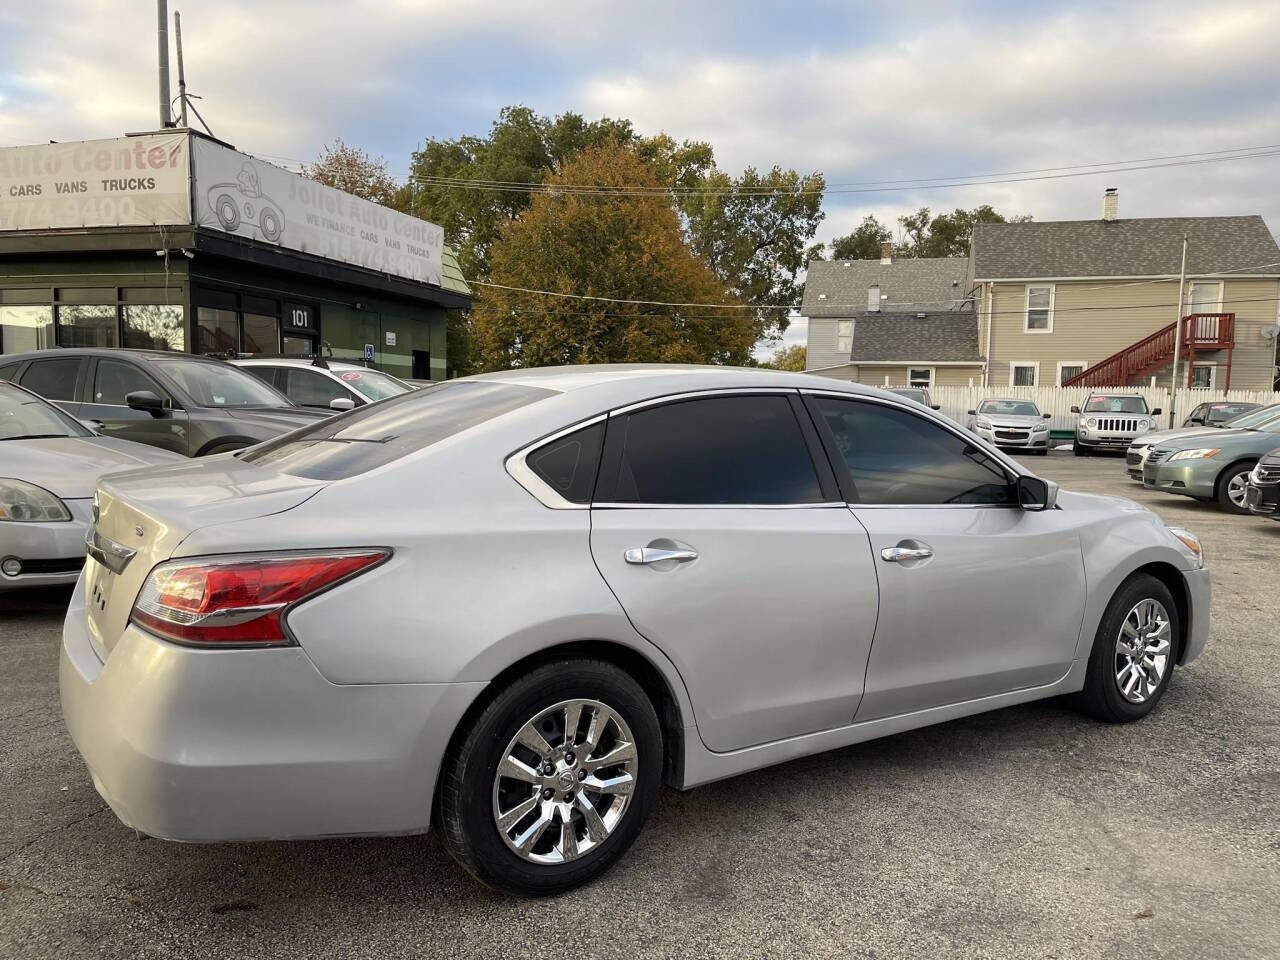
<box><xmin>978</xmin><ymin>400</ymin><xmax>1040</xmax><ymax>416</ymax></box>
<box><xmin>1208</xmin><ymin>403</ymin><xmax>1258</xmax><ymax>424</ymax></box>
<box><xmin>1219</xmin><ymin>403</ymin><xmax>1273</xmax><ymax>428</ymax></box>
<box><xmin>0</xmin><ymin>383</ymin><xmax>90</xmax><ymax>440</ymax></box>
<box><xmin>890</xmin><ymin>388</ymin><xmax>927</xmax><ymax>404</ymax></box>
<box><xmin>240</xmin><ymin>380</ymin><xmax>555</xmax><ymax>479</ymax></box>
<box><xmin>1084</xmin><ymin>396</ymin><xmax>1149</xmax><ymax>414</ymax></box>
<box><xmin>154</xmin><ymin>358</ymin><xmax>294</xmax><ymax>408</ymax></box>
<box><xmin>333</xmin><ymin>368</ymin><xmax>414</xmax><ymax>402</ymax></box>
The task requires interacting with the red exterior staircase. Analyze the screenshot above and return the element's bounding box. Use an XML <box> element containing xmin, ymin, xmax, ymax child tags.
<box><xmin>1061</xmin><ymin>313</ymin><xmax>1236</xmax><ymax>390</ymax></box>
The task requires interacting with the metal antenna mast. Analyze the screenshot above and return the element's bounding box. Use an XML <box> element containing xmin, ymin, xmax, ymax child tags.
<box><xmin>157</xmin><ymin>0</ymin><xmax>172</xmax><ymax>126</ymax></box>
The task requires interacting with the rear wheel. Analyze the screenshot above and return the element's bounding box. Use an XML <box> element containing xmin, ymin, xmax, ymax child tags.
<box><xmin>1215</xmin><ymin>460</ymin><xmax>1256</xmax><ymax>514</ymax></box>
<box><xmin>437</xmin><ymin>659</ymin><xmax>662</xmax><ymax>896</ymax></box>
<box><xmin>1077</xmin><ymin>573</ymin><xmax>1178</xmax><ymax>722</ymax></box>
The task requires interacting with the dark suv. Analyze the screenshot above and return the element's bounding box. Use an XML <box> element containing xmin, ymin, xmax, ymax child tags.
<box><xmin>0</xmin><ymin>349</ymin><xmax>328</xmax><ymax>457</ymax></box>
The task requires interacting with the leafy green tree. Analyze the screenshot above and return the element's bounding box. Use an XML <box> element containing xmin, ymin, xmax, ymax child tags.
<box><xmin>303</xmin><ymin>138</ymin><xmax>406</xmax><ymax>210</ymax></box>
<box><xmin>826</xmin><ymin>215</ymin><xmax>893</xmax><ymax>261</ymax></box>
<box><xmin>763</xmin><ymin>343</ymin><xmax>806</xmax><ymax>371</ymax></box>
<box><xmin>472</xmin><ymin>143</ymin><xmax>758</xmax><ymax>370</ymax></box>
<box><xmin>896</xmin><ymin>205</ymin><xmax>1030</xmax><ymax>258</ymax></box>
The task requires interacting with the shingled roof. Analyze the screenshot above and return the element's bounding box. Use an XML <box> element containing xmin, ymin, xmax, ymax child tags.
<box><xmin>802</xmin><ymin>257</ymin><xmax>971</xmax><ymax>317</ymax></box>
<box><xmin>832</xmin><ymin>312</ymin><xmax>983</xmax><ymax>363</ymax></box>
<box><xmin>971</xmin><ymin>216</ymin><xmax>1280</xmax><ymax>279</ymax></box>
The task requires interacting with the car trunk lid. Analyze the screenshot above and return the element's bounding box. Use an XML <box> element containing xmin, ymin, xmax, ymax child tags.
<box><xmin>83</xmin><ymin>455</ymin><xmax>325</xmax><ymax>660</ymax></box>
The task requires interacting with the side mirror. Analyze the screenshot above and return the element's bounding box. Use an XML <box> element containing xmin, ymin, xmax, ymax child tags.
<box><xmin>930</xmin><ymin>404</ymin><xmax>941</xmax><ymax>411</ymax></box>
<box><xmin>1042</xmin><ymin>412</ymin><xmax>1052</xmax><ymax>419</ymax></box>
<box><xmin>1069</xmin><ymin>405</ymin><xmax>1081</xmax><ymax>414</ymax></box>
<box><xmin>1151</xmin><ymin>407</ymin><xmax>1162</xmax><ymax>416</ymax></box>
<box><xmin>329</xmin><ymin>397</ymin><xmax>356</xmax><ymax>412</ymax></box>
<box><xmin>77</xmin><ymin>418</ymin><xmax>101</xmax><ymax>434</ymax></box>
<box><xmin>967</xmin><ymin>409</ymin><xmax>977</xmax><ymax>416</ymax></box>
<box><xmin>126</xmin><ymin>390</ymin><xmax>165</xmax><ymax>417</ymax></box>
<box><xmin>1016</xmin><ymin>474</ymin><xmax>1058</xmax><ymax>512</ymax></box>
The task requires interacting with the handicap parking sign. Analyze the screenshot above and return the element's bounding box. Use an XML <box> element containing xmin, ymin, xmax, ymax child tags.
<box><xmin>363</xmin><ymin>343</ymin><xmax>375</xmax><ymax>360</ymax></box>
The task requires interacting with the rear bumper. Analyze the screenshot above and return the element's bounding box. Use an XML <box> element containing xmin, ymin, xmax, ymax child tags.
<box><xmin>1181</xmin><ymin>566</ymin><xmax>1212</xmax><ymax>665</ymax></box>
<box><xmin>59</xmin><ymin>575</ymin><xmax>485</xmax><ymax>842</ymax></box>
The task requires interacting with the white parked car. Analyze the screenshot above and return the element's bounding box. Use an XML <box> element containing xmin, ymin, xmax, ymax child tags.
<box><xmin>233</xmin><ymin>356</ymin><xmax>415</xmax><ymax>412</ymax></box>
<box><xmin>61</xmin><ymin>366</ymin><xmax>1210</xmax><ymax>895</ymax></box>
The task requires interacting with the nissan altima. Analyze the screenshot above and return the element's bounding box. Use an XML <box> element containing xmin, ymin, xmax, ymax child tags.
<box><xmin>60</xmin><ymin>365</ymin><xmax>1210</xmax><ymax>895</ymax></box>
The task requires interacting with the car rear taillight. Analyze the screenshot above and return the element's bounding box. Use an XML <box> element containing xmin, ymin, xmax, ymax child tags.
<box><xmin>131</xmin><ymin>550</ymin><xmax>388</xmax><ymax>646</ymax></box>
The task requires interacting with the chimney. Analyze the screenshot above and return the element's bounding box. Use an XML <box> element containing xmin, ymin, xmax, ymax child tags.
<box><xmin>880</xmin><ymin>241</ymin><xmax>893</xmax><ymax>264</ymax></box>
<box><xmin>1102</xmin><ymin>187</ymin><xmax>1118</xmax><ymax>222</ymax></box>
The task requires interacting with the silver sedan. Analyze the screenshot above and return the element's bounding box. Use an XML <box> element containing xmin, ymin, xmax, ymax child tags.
<box><xmin>967</xmin><ymin>398</ymin><xmax>1053</xmax><ymax>455</ymax></box>
<box><xmin>0</xmin><ymin>381</ymin><xmax>182</xmax><ymax>590</ymax></box>
<box><xmin>60</xmin><ymin>365</ymin><xmax>1210</xmax><ymax>895</ymax></box>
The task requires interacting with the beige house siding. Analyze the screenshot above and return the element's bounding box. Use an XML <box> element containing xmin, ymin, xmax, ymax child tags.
<box><xmin>812</xmin><ymin>364</ymin><xmax>983</xmax><ymax>387</ymax></box>
<box><xmin>983</xmin><ymin>277</ymin><xmax>1279</xmax><ymax>390</ymax></box>
<box><xmin>805</xmin><ymin>317</ymin><xmax>849</xmax><ymax>369</ymax></box>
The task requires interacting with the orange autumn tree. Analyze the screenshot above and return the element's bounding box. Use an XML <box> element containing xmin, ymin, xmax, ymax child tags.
<box><xmin>471</xmin><ymin>142</ymin><xmax>758</xmax><ymax>370</ymax></box>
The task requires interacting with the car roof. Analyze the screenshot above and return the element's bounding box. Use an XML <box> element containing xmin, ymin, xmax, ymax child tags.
<box><xmin>1</xmin><ymin>347</ymin><xmax>222</xmax><ymax>364</ymax></box>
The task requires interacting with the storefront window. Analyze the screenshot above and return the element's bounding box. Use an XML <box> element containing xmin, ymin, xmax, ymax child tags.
<box><xmin>123</xmin><ymin>304</ymin><xmax>185</xmax><ymax>351</ymax></box>
<box><xmin>242</xmin><ymin>313</ymin><xmax>279</xmax><ymax>354</ymax></box>
<box><xmin>282</xmin><ymin>335</ymin><xmax>314</xmax><ymax>356</ymax></box>
<box><xmin>197</xmin><ymin>307</ymin><xmax>238</xmax><ymax>355</ymax></box>
<box><xmin>0</xmin><ymin>305</ymin><xmax>54</xmax><ymax>353</ymax></box>
<box><xmin>56</xmin><ymin>304</ymin><xmax>118</xmax><ymax>348</ymax></box>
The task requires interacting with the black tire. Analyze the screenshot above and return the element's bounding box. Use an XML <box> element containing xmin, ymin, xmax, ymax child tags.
<box><xmin>1074</xmin><ymin>441</ymin><xmax>1088</xmax><ymax>457</ymax></box>
<box><xmin>214</xmin><ymin>192</ymin><xmax>241</xmax><ymax>231</ymax></box>
<box><xmin>437</xmin><ymin>659</ymin><xmax>662</xmax><ymax>896</ymax></box>
<box><xmin>1036</xmin><ymin>448</ymin><xmax>1049</xmax><ymax>456</ymax></box>
<box><xmin>1076</xmin><ymin>573</ymin><xmax>1179</xmax><ymax>723</ymax></box>
<box><xmin>198</xmin><ymin>439</ymin><xmax>253</xmax><ymax>457</ymax></box>
<box><xmin>1215</xmin><ymin>460</ymin><xmax>1257</xmax><ymax>515</ymax></box>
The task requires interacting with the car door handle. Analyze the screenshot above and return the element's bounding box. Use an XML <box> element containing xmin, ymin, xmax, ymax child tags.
<box><xmin>624</xmin><ymin>547</ymin><xmax>699</xmax><ymax>565</ymax></box>
<box><xmin>880</xmin><ymin>546</ymin><xmax>933</xmax><ymax>563</ymax></box>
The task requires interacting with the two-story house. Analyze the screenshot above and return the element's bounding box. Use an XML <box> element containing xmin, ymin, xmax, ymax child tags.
<box><xmin>971</xmin><ymin>191</ymin><xmax>1280</xmax><ymax>391</ymax></box>
<box><xmin>802</xmin><ymin>243</ymin><xmax>985</xmax><ymax>388</ymax></box>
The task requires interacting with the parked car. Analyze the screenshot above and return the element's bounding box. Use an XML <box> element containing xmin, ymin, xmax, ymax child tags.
<box><xmin>966</xmin><ymin>398</ymin><xmax>1053</xmax><ymax>456</ymax></box>
<box><xmin>0</xmin><ymin>380</ymin><xmax>182</xmax><ymax>590</ymax></box>
<box><xmin>0</xmin><ymin>349</ymin><xmax>329</xmax><ymax>456</ymax></box>
<box><xmin>1244</xmin><ymin>447</ymin><xmax>1280</xmax><ymax>520</ymax></box>
<box><xmin>233</xmin><ymin>356</ymin><xmax>415</xmax><ymax>412</ymax></box>
<box><xmin>1127</xmin><ymin>403</ymin><xmax>1279</xmax><ymax>480</ymax></box>
<box><xmin>1141</xmin><ymin>404</ymin><xmax>1280</xmax><ymax>513</ymax></box>
<box><xmin>1182</xmin><ymin>401</ymin><xmax>1261</xmax><ymax>428</ymax></box>
<box><xmin>887</xmin><ymin>386</ymin><xmax>940</xmax><ymax>410</ymax></box>
<box><xmin>62</xmin><ymin>366</ymin><xmax>1209</xmax><ymax>896</ymax></box>
<box><xmin>1072</xmin><ymin>392</ymin><xmax>1160</xmax><ymax>456</ymax></box>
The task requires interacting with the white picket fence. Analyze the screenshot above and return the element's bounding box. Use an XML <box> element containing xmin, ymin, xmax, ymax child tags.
<box><xmin>927</xmin><ymin>385</ymin><xmax>1280</xmax><ymax>435</ymax></box>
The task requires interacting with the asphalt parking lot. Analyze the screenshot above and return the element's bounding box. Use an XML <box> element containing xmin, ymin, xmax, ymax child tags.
<box><xmin>1</xmin><ymin>451</ymin><xmax>1277</xmax><ymax>959</ymax></box>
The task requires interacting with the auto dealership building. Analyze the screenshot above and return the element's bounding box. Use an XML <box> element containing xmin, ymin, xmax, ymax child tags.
<box><xmin>0</xmin><ymin>130</ymin><xmax>470</xmax><ymax>380</ymax></box>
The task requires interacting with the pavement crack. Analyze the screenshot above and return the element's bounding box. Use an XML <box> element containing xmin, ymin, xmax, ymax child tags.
<box><xmin>0</xmin><ymin>804</ymin><xmax>109</xmax><ymax>866</ymax></box>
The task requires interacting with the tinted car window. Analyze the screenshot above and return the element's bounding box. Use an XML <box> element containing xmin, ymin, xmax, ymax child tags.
<box><xmin>153</xmin><ymin>358</ymin><xmax>291</xmax><ymax>408</ymax></box>
<box><xmin>285</xmin><ymin>368</ymin><xmax>351</xmax><ymax>409</ymax></box>
<box><xmin>0</xmin><ymin>363</ymin><xmax>18</xmax><ymax>381</ymax></box>
<box><xmin>18</xmin><ymin>358</ymin><xmax>80</xmax><ymax>402</ymax></box>
<box><xmin>0</xmin><ymin>382</ymin><xmax>90</xmax><ymax>439</ymax></box>
<box><xmin>609</xmin><ymin>395</ymin><xmax>823</xmax><ymax>505</ymax></box>
<box><xmin>813</xmin><ymin>396</ymin><xmax>1014</xmax><ymax>505</ymax></box>
<box><xmin>241</xmin><ymin>380</ymin><xmax>555</xmax><ymax>480</ymax></box>
<box><xmin>528</xmin><ymin>420</ymin><xmax>605</xmax><ymax>504</ymax></box>
<box><xmin>241</xmin><ymin>365</ymin><xmax>280</xmax><ymax>388</ymax></box>
<box><xmin>1208</xmin><ymin>403</ymin><xmax>1259</xmax><ymax>425</ymax></box>
<box><xmin>93</xmin><ymin>359</ymin><xmax>168</xmax><ymax>406</ymax></box>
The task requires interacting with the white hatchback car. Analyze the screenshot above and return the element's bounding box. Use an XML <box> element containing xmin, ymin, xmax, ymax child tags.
<box><xmin>61</xmin><ymin>365</ymin><xmax>1210</xmax><ymax>895</ymax></box>
<box><xmin>233</xmin><ymin>356</ymin><xmax>414</xmax><ymax>412</ymax></box>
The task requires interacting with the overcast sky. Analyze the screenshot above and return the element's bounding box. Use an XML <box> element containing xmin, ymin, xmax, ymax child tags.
<box><xmin>2</xmin><ymin>0</ymin><xmax>1277</xmax><ymax>356</ymax></box>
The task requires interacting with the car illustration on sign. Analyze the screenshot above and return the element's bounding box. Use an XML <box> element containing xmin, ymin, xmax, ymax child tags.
<box><xmin>205</xmin><ymin>162</ymin><xmax>286</xmax><ymax>243</ymax></box>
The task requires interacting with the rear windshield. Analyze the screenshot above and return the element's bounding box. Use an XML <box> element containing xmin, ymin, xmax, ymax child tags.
<box><xmin>240</xmin><ymin>380</ymin><xmax>555</xmax><ymax>479</ymax></box>
<box><xmin>1084</xmin><ymin>395</ymin><xmax>1149</xmax><ymax>414</ymax></box>
<box><xmin>890</xmin><ymin>388</ymin><xmax>927</xmax><ymax>404</ymax></box>
<box><xmin>337</xmin><ymin>369</ymin><xmax>414</xmax><ymax>402</ymax></box>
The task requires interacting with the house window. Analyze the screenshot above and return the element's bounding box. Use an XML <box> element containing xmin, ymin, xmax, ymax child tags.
<box><xmin>836</xmin><ymin>320</ymin><xmax>853</xmax><ymax>353</ymax></box>
<box><xmin>908</xmin><ymin>367</ymin><xmax>933</xmax><ymax>388</ymax></box>
<box><xmin>1057</xmin><ymin>361</ymin><xmax>1086</xmax><ymax>385</ymax></box>
<box><xmin>1024</xmin><ymin>284</ymin><xmax>1054</xmax><ymax>332</ymax></box>
<box><xmin>1010</xmin><ymin>362</ymin><xmax>1038</xmax><ymax>387</ymax></box>
<box><xmin>1189</xmin><ymin>364</ymin><xmax>1216</xmax><ymax>389</ymax></box>
<box><xmin>1187</xmin><ymin>281</ymin><xmax>1222</xmax><ymax>315</ymax></box>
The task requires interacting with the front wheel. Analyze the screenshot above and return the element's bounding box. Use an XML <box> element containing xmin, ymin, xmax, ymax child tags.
<box><xmin>1076</xmin><ymin>573</ymin><xmax>1179</xmax><ymax>722</ymax></box>
<box><xmin>437</xmin><ymin>659</ymin><xmax>662</xmax><ymax>896</ymax></box>
<box><xmin>1074</xmin><ymin>441</ymin><xmax>1088</xmax><ymax>457</ymax></box>
<box><xmin>1216</xmin><ymin>460</ymin><xmax>1256</xmax><ymax>514</ymax></box>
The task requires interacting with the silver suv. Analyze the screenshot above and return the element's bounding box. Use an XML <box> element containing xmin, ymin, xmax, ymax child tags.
<box><xmin>1072</xmin><ymin>392</ymin><xmax>1160</xmax><ymax>457</ymax></box>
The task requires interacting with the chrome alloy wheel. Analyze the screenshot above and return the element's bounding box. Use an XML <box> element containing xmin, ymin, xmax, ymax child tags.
<box><xmin>1114</xmin><ymin>598</ymin><xmax>1172</xmax><ymax>703</ymax></box>
<box><xmin>492</xmin><ymin>699</ymin><xmax>637</xmax><ymax>865</ymax></box>
<box><xmin>1226</xmin><ymin>470</ymin><xmax>1250</xmax><ymax>508</ymax></box>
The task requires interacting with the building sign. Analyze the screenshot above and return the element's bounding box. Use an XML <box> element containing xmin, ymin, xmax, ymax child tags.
<box><xmin>283</xmin><ymin>301</ymin><xmax>316</xmax><ymax>333</ymax></box>
<box><xmin>0</xmin><ymin>134</ymin><xmax>191</xmax><ymax>231</ymax></box>
<box><xmin>193</xmin><ymin>138</ymin><xmax>444</xmax><ymax>287</ymax></box>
